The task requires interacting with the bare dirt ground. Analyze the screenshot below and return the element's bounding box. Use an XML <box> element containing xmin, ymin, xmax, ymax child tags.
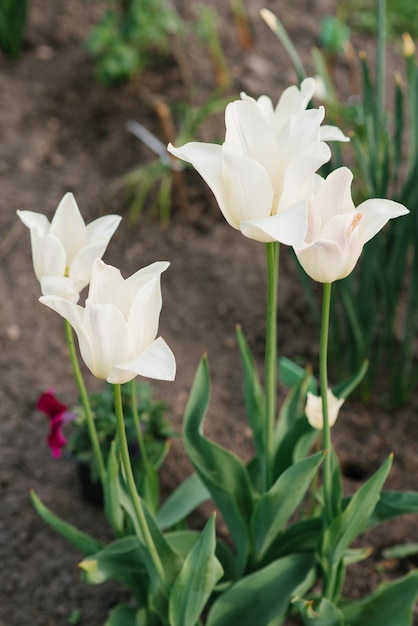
<box><xmin>1</xmin><ymin>1</ymin><xmax>418</xmax><ymax>624</ymax></box>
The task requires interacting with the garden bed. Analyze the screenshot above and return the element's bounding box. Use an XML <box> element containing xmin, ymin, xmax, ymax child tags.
<box><xmin>1</xmin><ymin>0</ymin><xmax>418</xmax><ymax>624</ymax></box>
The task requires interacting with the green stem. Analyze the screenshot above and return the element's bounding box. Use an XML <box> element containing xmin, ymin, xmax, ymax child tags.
<box><xmin>130</xmin><ymin>381</ymin><xmax>151</xmax><ymax>469</ymax></box>
<box><xmin>114</xmin><ymin>383</ymin><xmax>165</xmax><ymax>586</ymax></box>
<box><xmin>264</xmin><ymin>241</ymin><xmax>279</xmax><ymax>490</ymax></box>
<box><xmin>64</xmin><ymin>319</ymin><xmax>106</xmax><ymax>485</ymax></box>
<box><xmin>319</xmin><ymin>283</ymin><xmax>333</xmax><ymax>525</ymax></box>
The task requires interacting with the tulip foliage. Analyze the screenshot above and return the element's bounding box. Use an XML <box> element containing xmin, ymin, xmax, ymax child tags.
<box><xmin>22</xmin><ymin>69</ymin><xmax>418</xmax><ymax>626</ymax></box>
<box><xmin>262</xmin><ymin>2</ymin><xmax>418</xmax><ymax>405</ymax></box>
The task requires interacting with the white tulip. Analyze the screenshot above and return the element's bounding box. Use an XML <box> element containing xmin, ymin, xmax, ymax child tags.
<box><xmin>168</xmin><ymin>80</ymin><xmax>339</xmax><ymax>243</ymax></box>
<box><xmin>18</xmin><ymin>193</ymin><xmax>121</xmax><ymax>302</ymax></box>
<box><xmin>285</xmin><ymin>167</ymin><xmax>409</xmax><ymax>283</ymax></box>
<box><xmin>40</xmin><ymin>259</ymin><xmax>176</xmax><ymax>384</ymax></box>
<box><xmin>240</xmin><ymin>77</ymin><xmax>349</xmax><ymax>144</ymax></box>
<box><xmin>305</xmin><ymin>389</ymin><xmax>344</xmax><ymax>430</ymax></box>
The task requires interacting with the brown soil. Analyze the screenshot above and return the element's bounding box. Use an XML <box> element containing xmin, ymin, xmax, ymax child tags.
<box><xmin>1</xmin><ymin>1</ymin><xmax>418</xmax><ymax>625</ymax></box>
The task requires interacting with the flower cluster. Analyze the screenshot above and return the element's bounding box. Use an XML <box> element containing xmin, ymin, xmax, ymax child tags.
<box><xmin>169</xmin><ymin>77</ymin><xmax>408</xmax><ymax>283</ymax></box>
<box><xmin>18</xmin><ymin>195</ymin><xmax>176</xmax><ymax>384</ymax></box>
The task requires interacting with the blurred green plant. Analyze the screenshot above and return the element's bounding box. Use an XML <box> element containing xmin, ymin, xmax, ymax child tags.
<box><xmin>86</xmin><ymin>0</ymin><xmax>183</xmax><ymax>84</ymax></box>
<box><xmin>194</xmin><ymin>4</ymin><xmax>231</xmax><ymax>88</ymax></box>
<box><xmin>337</xmin><ymin>0</ymin><xmax>418</xmax><ymax>39</ymax></box>
<box><xmin>68</xmin><ymin>381</ymin><xmax>176</xmax><ymax>495</ymax></box>
<box><xmin>111</xmin><ymin>94</ymin><xmax>232</xmax><ymax>224</ymax></box>
<box><xmin>262</xmin><ymin>2</ymin><xmax>418</xmax><ymax>405</ymax></box>
<box><xmin>0</xmin><ymin>0</ymin><xmax>27</xmax><ymax>57</ymax></box>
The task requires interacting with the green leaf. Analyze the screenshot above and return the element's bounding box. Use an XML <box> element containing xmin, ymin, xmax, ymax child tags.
<box><xmin>273</xmin><ymin>367</ymin><xmax>317</xmax><ymax>478</ymax></box>
<box><xmin>105</xmin><ymin>605</ymin><xmax>137</xmax><ymax>626</ymax></box>
<box><xmin>138</xmin><ymin>463</ymin><xmax>160</xmax><ymax>514</ymax></box>
<box><xmin>79</xmin><ymin>536</ymin><xmax>146</xmax><ymax>584</ymax></box>
<box><xmin>30</xmin><ymin>490</ymin><xmax>102</xmax><ymax>556</ymax></box>
<box><xmin>332</xmin><ymin>359</ymin><xmax>369</xmax><ymax>400</ymax></box>
<box><xmin>166</xmin><ymin>530</ymin><xmax>238</xmax><ymax>584</ymax></box>
<box><xmin>279</xmin><ymin>357</ymin><xmax>317</xmax><ymax>393</ymax></box>
<box><xmin>366</xmin><ymin>490</ymin><xmax>418</xmax><ymax>528</ymax></box>
<box><xmin>169</xmin><ymin>515</ymin><xmax>223</xmax><ymax>626</ymax></box>
<box><xmin>206</xmin><ymin>553</ymin><xmax>315</xmax><ymax>626</ymax></box>
<box><xmin>105</xmin><ymin>605</ymin><xmax>162</xmax><ymax>626</ymax></box>
<box><xmin>119</xmin><ymin>482</ymin><xmax>184</xmax><ymax>587</ymax></box>
<box><xmin>342</xmin><ymin>569</ymin><xmax>418</xmax><ymax>626</ymax></box>
<box><xmin>382</xmin><ymin>543</ymin><xmax>418</xmax><ymax>560</ymax></box>
<box><xmin>236</xmin><ymin>325</ymin><xmax>265</xmax><ymax>460</ymax></box>
<box><xmin>320</xmin><ymin>455</ymin><xmax>393</xmax><ymax>568</ymax></box>
<box><xmin>156</xmin><ymin>473</ymin><xmax>210</xmax><ymax>530</ymax></box>
<box><xmin>296</xmin><ymin>597</ymin><xmax>344</xmax><ymax>625</ymax></box>
<box><xmin>103</xmin><ymin>441</ymin><xmax>125</xmax><ymax>536</ymax></box>
<box><xmin>183</xmin><ymin>356</ymin><xmax>254</xmax><ymax>572</ymax></box>
<box><xmin>329</xmin><ymin>449</ymin><xmax>343</xmax><ymax>518</ymax></box>
<box><xmin>251</xmin><ymin>451</ymin><xmax>325</xmax><ymax>559</ymax></box>
<box><xmin>260</xmin><ymin>517</ymin><xmax>322</xmax><ymax>566</ymax></box>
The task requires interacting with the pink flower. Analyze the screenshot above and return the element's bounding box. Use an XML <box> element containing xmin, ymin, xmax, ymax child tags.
<box><xmin>37</xmin><ymin>390</ymin><xmax>75</xmax><ymax>458</ymax></box>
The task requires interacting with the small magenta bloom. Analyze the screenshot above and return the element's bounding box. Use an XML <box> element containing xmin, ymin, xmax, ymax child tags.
<box><xmin>37</xmin><ymin>390</ymin><xmax>75</xmax><ymax>458</ymax></box>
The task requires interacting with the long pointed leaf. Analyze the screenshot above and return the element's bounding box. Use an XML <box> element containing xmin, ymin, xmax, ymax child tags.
<box><xmin>342</xmin><ymin>569</ymin><xmax>418</xmax><ymax>626</ymax></box>
<box><xmin>30</xmin><ymin>490</ymin><xmax>102</xmax><ymax>556</ymax></box>
<box><xmin>206</xmin><ymin>553</ymin><xmax>314</xmax><ymax>626</ymax></box>
<box><xmin>251</xmin><ymin>451</ymin><xmax>324</xmax><ymax>559</ymax></box>
<box><xmin>156</xmin><ymin>473</ymin><xmax>211</xmax><ymax>530</ymax></box>
<box><xmin>183</xmin><ymin>356</ymin><xmax>254</xmax><ymax>572</ymax></box>
<box><xmin>236</xmin><ymin>325</ymin><xmax>265</xmax><ymax>460</ymax></box>
<box><xmin>169</xmin><ymin>515</ymin><xmax>223</xmax><ymax>626</ymax></box>
<box><xmin>320</xmin><ymin>455</ymin><xmax>392</xmax><ymax>568</ymax></box>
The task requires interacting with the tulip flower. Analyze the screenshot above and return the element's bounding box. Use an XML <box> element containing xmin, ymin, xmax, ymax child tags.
<box><xmin>40</xmin><ymin>259</ymin><xmax>176</xmax><ymax>384</ymax></box>
<box><xmin>305</xmin><ymin>389</ymin><xmax>344</xmax><ymax>430</ymax></box>
<box><xmin>37</xmin><ymin>389</ymin><xmax>75</xmax><ymax>458</ymax></box>
<box><xmin>17</xmin><ymin>193</ymin><xmax>122</xmax><ymax>302</ymax></box>
<box><xmin>254</xmin><ymin>167</ymin><xmax>409</xmax><ymax>283</ymax></box>
<box><xmin>168</xmin><ymin>79</ymin><xmax>346</xmax><ymax>243</ymax></box>
<box><xmin>240</xmin><ymin>77</ymin><xmax>349</xmax><ymax>144</ymax></box>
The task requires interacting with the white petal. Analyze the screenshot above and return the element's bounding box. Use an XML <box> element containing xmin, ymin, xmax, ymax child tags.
<box><xmin>241</xmin><ymin>200</ymin><xmax>308</xmax><ymax>246</ymax></box>
<box><xmin>314</xmin><ymin>167</ymin><xmax>354</xmax><ymax>223</ymax></box>
<box><xmin>17</xmin><ymin>210</ymin><xmax>50</xmax><ymax>235</ymax></box>
<box><xmin>40</xmin><ymin>295</ymin><xmax>93</xmax><ymax>368</ymax></box>
<box><xmin>274</xmin><ymin>78</ymin><xmax>315</xmax><ymax>123</ymax></box>
<box><xmin>128</xmin><ymin>275</ymin><xmax>163</xmax><ymax>350</ymax></box>
<box><xmin>86</xmin><ymin>214</ymin><xmax>122</xmax><ymax>243</ymax></box>
<box><xmin>225</xmin><ymin>101</ymin><xmax>280</xmax><ymax>177</ymax></box>
<box><xmin>278</xmin><ymin>108</ymin><xmax>325</xmax><ymax>159</ymax></box>
<box><xmin>320</xmin><ymin>125</ymin><xmax>350</xmax><ymax>143</ymax></box>
<box><xmin>222</xmin><ymin>151</ymin><xmax>274</xmax><ymax>226</ymax></box>
<box><xmin>32</xmin><ymin>232</ymin><xmax>66</xmax><ymax>280</ymax></box>
<box><xmin>305</xmin><ymin>389</ymin><xmax>344</xmax><ymax>430</ymax></box>
<box><xmin>357</xmin><ymin>198</ymin><xmax>409</xmax><ymax>245</ymax></box>
<box><xmin>296</xmin><ymin>239</ymin><xmax>350</xmax><ymax>283</ymax></box>
<box><xmin>87</xmin><ymin>259</ymin><xmax>130</xmax><ymax>315</ymax></box>
<box><xmin>70</xmin><ymin>242</ymin><xmax>123</xmax><ymax>294</ymax></box>
<box><xmin>168</xmin><ymin>142</ymin><xmax>238</xmax><ymax>227</ymax></box>
<box><xmin>84</xmin><ymin>302</ymin><xmax>130</xmax><ymax>379</ymax></box>
<box><xmin>40</xmin><ymin>276</ymin><xmax>81</xmax><ymax>302</ymax></box>
<box><xmin>279</xmin><ymin>144</ymin><xmax>330</xmax><ymax>211</ymax></box>
<box><xmin>126</xmin><ymin>261</ymin><xmax>170</xmax><ymax>298</ymax></box>
<box><xmin>110</xmin><ymin>336</ymin><xmax>176</xmax><ymax>383</ymax></box>
<box><xmin>50</xmin><ymin>193</ymin><xmax>88</xmax><ymax>265</ymax></box>
<box><xmin>240</xmin><ymin>93</ymin><xmax>276</xmax><ymax>127</ymax></box>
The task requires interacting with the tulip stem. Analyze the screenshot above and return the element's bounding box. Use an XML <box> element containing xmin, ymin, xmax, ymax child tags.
<box><xmin>264</xmin><ymin>241</ymin><xmax>279</xmax><ymax>490</ymax></box>
<box><xmin>114</xmin><ymin>383</ymin><xmax>165</xmax><ymax>586</ymax></box>
<box><xmin>64</xmin><ymin>319</ymin><xmax>106</xmax><ymax>485</ymax></box>
<box><xmin>319</xmin><ymin>282</ymin><xmax>333</xmax><ymax>525</ymax></box>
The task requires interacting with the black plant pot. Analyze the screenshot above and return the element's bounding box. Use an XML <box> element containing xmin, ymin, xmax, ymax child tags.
<box><xmin>76</xmin><ymin>460</ymin><xmax>103</xmax><ymax>507</ymax></box>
